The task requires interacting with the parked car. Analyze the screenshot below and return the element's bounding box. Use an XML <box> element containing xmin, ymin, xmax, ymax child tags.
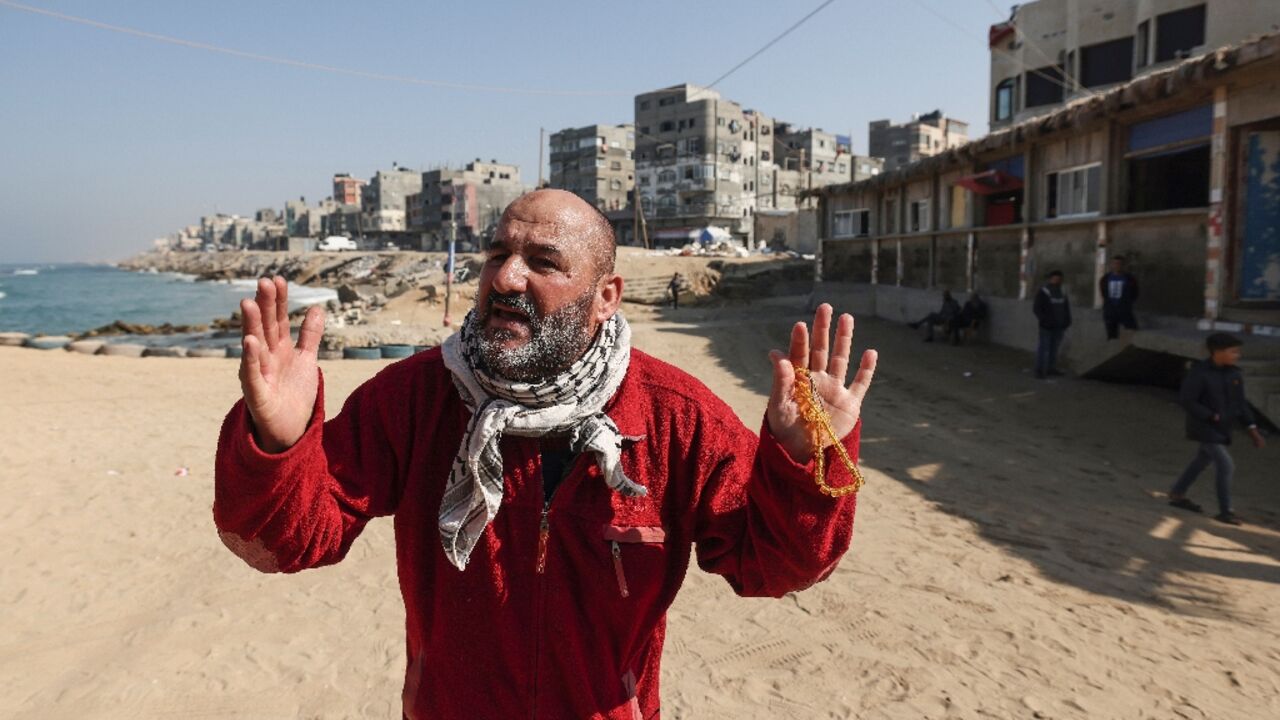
<box><xmin>318</xmin><ymin>236</ymin><xmax>358</xmax><ymax>252</ymax></box>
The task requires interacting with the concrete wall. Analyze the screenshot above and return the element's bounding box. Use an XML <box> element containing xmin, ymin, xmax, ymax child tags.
<box><xmin>876</xmin><ymin>241</ymin><xmax>896</xmax><ymax>285</ymax></box>
<box><xmin>822</xmin><ymin>240</ymin><xmax>872</xmax><ymax>282</ymax></box>
<box><xmin>900</xmin><ymin>237</ymin><xmax>931</xmax><ymax>288</ymax></box>
<box><xmin>1108</xmin><ymin>213</ymin><xmax>1207</xmax><ymax>317</ymax></box>
<box><xmin>1029</xmin><ymin>225</ymin><xmax>1097</xmax><ymax>306</ymax></box>
<box><xmin>974</xmin><ymin>229</ymin><xmax>1022</xmax><ymax>297</ymax></box>
<box><xmin>935</xmin><ymin>235</ymin><xmax>969</xmax><ymax>291</ymax></box>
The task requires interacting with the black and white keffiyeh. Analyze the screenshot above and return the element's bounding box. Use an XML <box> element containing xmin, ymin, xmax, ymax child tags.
<box><xmin>439</xmin><ymin>311</ymin><xmax>645</xmax><ymax>570</ymax></box>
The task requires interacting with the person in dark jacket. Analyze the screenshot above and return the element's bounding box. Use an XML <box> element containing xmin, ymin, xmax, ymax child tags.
<box><xmin>1168</xmin><ymin>333</ymin><xmax>1266</xmax><ymax>525</ymax></box>
<box><xmin>1099</xmin><ymin>255</ymin><xmax>1139</xmax><ymax>340</ymax></box>
<box><xmin>949</xmin><ymin>291</ymin><xmax>989</xmax><ymax>345</ymax></box>
<box><xmin>1032</xmin><ymin>270</ymin><xmax>1071</xmax><ymax>378</ymax></box>
<box><xmin>908</xmin><ymin>289</ymin><xmax>961</xmax><ymax>342</ymax></box>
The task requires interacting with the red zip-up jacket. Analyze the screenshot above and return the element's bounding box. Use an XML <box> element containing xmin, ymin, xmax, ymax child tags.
<box><xmin>214</xmin><ymin>347</ymin><xmax>861</xmax><ymax>719</ymax></box>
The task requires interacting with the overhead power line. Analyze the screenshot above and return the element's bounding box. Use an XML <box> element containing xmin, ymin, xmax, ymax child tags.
<box><xmin>0</xmin><ymin>0</ymin><xmax>628</xmax><ymax>97</ymax></box>
<box><xmin>699</xmin><ymin>0</ymin><xmax>839</xmax><ymax>93</ymax></box>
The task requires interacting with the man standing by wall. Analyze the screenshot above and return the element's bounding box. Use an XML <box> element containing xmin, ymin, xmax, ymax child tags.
<box><xmin>1033</xmin><ymin>270</ymin><xmax>1071</xmax><ymax>379</ymax></box>
<box><xmin>1099</xmin><ymin>255</ymin><xmax>1139</xmax><ymax>340</ymax></box>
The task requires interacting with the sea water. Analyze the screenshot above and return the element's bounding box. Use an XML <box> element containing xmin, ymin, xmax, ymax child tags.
<box><xmin>0</xmin><ymin>263</ymin><xmax>336</xmax><ymax>338</ymax></box>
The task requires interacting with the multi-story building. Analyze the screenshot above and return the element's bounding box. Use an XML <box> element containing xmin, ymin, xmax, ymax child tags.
<box><xmin>362</xmin><ymin>167</ymin><xmax>423</xmax><ymax>232</ymax></box>
<box><xmin>810</xmin><ymin>32</ymin><xmax>1280</xmax><ymax>421</ymax></box>
<box><xmin>989</xmin><ymin>0</ymin><xmax>1280</xmax><ymax>130</ymax></box>
<box><xmin>869</xmin><ymin>110</ymin><xmax>969</xmax><ymax>172</ymax></box>
<box><xmin>411</xmin><ymin>160</ymin><xmax>525</xmax><ymax>251</ymax></box>
<box><xmin>548</xmin><ymin>124</ymin><xmax>635</xmax><ymax>212</ymax></box>
<box><xmin>322</xmin><ymin>204</ymin><xmax>363</xmax><ymax>238</ymax></box>
<box><xmin>634</xmin><ymin>84</ymin><xmax>780</xmax><ymax>246</ymax></box>
<box><xmin>332</xmin><ymin>174</ymin><xmax>365</xmax><ymax>205</ymax></box>
<box><xmin>284</xmin><ymin>198</ymin><xmax>308</xmax><ymax>236</ymax></box>
<box><xmin>772</xmin><ymin>124</ymin><xmax>884</xmax><ymax>205</ymax></box>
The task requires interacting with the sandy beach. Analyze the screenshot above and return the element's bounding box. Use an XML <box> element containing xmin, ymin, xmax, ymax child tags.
<box><xmin>3</xmin><ymin>298</ymin><xmax>1279</xmax><ymax>719</ymax></box>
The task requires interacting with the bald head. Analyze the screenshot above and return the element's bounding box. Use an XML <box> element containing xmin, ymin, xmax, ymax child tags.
<box><xmin>497</xmin><ymin>189</ymin><xmax>616</xmax><ymax>278</ymax></box>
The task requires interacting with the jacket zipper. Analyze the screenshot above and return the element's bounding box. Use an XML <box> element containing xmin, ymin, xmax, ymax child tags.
<box><xmin>611</xmin><ymin>541</ymin><xmax>630</xmax><ymax>597</ymax></box>
<box><xmin>531</xmin><ymin>449</ymin><xmax>583</xmax><ymax>718</ymax></box>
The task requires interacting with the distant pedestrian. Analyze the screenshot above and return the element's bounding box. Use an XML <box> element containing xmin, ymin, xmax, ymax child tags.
<box><xmin>1032</xmin><ymin>270</ymin><xmax>1071</xmax><ymax>379</ymax></box>
<box><xmin>1168</xmin><ymin>333</ymin><xmax>1266</xmax><ymax>525</ymax></box>
<box><xmin>1099</xmin><ymin>255</ymin><xmax>1139</xmax><ymax>340</ymax></box>
<box><xmin>908</xmin><ymin>289</ymin><xmax>960</xmax><ymax>343</ymax></box>
<box><xmin>667</xmin><ymin>272</ymin><xmax>682</xmax><ymax>309</ymax></box>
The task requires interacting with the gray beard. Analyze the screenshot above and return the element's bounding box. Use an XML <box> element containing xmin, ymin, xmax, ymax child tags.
<box><xmin>470</xmin><ymin>288</ymin><xmax>597</xmax><ymax>382</ymax></box>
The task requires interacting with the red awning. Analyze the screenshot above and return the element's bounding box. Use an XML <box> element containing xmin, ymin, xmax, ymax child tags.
<box><xmin>956</xmin><ymin>170</ymin><xmax>1023</xmax><ymax>195</ymax></box>
<box><xmin>989</xmin><ymin>23</ymin><xmax>1015</xmax><ymax>48</ymax></box>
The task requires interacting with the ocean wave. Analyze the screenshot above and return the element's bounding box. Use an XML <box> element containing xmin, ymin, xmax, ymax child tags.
<box><xmin>288</xmin><ymin>284</ymin><xmax>338</xmax><ymax>307</ymax></box>
<box><xmin>12</xmin><ymin>268</ymin><xmax>38</xmax><ymax>276</ymax></box>
<box><xmin>0</xmin><ymin>291</ymin><xmax>6</xmax><ymax>300</ymax></box>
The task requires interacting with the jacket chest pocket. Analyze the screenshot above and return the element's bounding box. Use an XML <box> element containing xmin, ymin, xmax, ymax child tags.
<box><xmin>602</xmin><ymin>524</ymin><xmax>666</xmax><ymax>599</ymax></box>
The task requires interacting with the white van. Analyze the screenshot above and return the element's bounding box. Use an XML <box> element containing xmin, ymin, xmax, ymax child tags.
<box><xmin>318</xmin><ymin>236</ymin><xmax>358</xmax><ymax>252</ymax></box>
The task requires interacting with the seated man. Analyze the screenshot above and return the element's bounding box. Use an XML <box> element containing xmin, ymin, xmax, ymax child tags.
<box><xmin>908</xmin><ymin>289</ymin><xmax>960</xmax><ymax>343</ymax></box>
<box><xmin>948</xmin><ymin>291</ymin><xmax>989</xmax><ymax>345</ymax></box>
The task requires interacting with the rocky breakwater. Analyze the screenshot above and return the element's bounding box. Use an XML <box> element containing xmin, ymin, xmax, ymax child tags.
<box><xmin>123</xmin><ymin>250</ymin><xmax>487</xmax><ymax>351</ymax></box>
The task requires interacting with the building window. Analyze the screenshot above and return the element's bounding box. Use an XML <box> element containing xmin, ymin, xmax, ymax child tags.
<box><xmin>658</xmin><ymin>169</ymin><xmax>676</xmax><ymax>183</ymax></box>
<box><xmin>659</xmin><ymin>121</ymin><xmax>674</xmax><ymax>132</ymax></box>
<box><xmin>610</xmin><ymin>179</ymin><xmax>622</xmax><ymax>190</ymax></box>
<box><xmin>909</xmin><ymin>199</ymin><xmax>930</xmax><ymax>232</ymax></box>
<box><xmin>1025</xmin><ymin>65</ymin><xmax>1065</xmax><ymax>108</ymax></box>
<box><xmin>1155</xmin><ymin>4</ymin><xmax>1206</xmax><ymax>63</ymax></box>
<box><xmin>639</xmin><ymin>175</ymin><xmax>650</xmax><ymax>186</ymax></box>
<box><xmin>688</xmin><ymin>117</ymin><xmax>696</xmax><ymax>128</ymax></box>
<box><xmin>761</xmin><ymin>150</ymin><xmax>771</xmax><ymax>161</ymax></box>
<box><xmin>1136</xmin><ymin>20</ymin><xmax>1150</xmax><ymax>69</ymax></box>
<box><xmin>687</xmin><ymin>137</ymin><xmax>702</xmax><ymax>155</ymax></box>
<box><xmin>610</xmin><ymin>161</ymin><xmax>622</xmax><ymax>170</ymax></box>
<box><xmin>993</xmin><ymin>79</ymin><xmax>1013</xmax><ymax>121</ymax></box>
<box><xmin>1125</xmin><ymin>105</ymin><xmax>1212</xmax><ymax>212</ymax></box>
<box><xmin>639</xmin><ymin>100</ymin><xmax>650</xmax><ymax>110</ymax></box>
<box><xmin>1044</xmin><ymin>164</ymin><xmax>1102</xmax><ymax>218</ymax></box>
<box><xmin>884</xmin><ymin>199</ymin><xmax>897</xmax><ymax>234</ymax></box>
<box><xmin>832</xmin><ymin>209</ymin><xmax>870</xmax><ymax>238</ymax></box>
<box><xmin>640</xmin><ymin>126</ymin><xmax>650</xmax><ymax>135</ymax></box>
<box><xmin>659</xmin><ymin>97</ymin><xmax>676</xmax><ymax>107</ymax></box>
<box><xmin>1080</xmin><ymin>37</ymin><xmax>1134</xmax><ymax>88</ymax></box>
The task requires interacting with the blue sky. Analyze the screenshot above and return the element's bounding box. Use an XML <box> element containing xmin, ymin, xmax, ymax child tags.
<box><xmin>0</xmin><ymin>0</ymin><xmax>1006</xmax><ymax>263</ymax></box>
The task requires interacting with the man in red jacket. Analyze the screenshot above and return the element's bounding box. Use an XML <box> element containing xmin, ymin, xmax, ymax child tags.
<box><xmin>215</xmin><ymin>189</ymin><xmax>877</xmax><ymax>719</ymax></box>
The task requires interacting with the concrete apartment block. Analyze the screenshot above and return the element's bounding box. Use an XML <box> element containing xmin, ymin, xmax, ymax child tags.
<box><xmin>869</xmin><ymin>110</ymin><xmax>970</xmax><ymax>173</ymax></box>
<box><xmin>412</xmin><ymin>160</ymin><xmax>525</xmax><ymax>251</ymax></box>
<box><xmin>362</xmin><ymin>167</ymin><xmax>423</xmax><ymax>232</ymax></box>
<box><xmin>634</xmin><ymin>84</ymin><xmax>780</xmax><ymax>246</ymax></box>
<box><xmin>989</xmin><ymin>0</ymin><xmax>1280</xmax><ymax>130</ymax></box>
<box><xmin>549</xmin><ymin>124</ymin><xmax>635</xmax><ymax>212</ymax></box>
<box><xmin>332</xmin><ymin>173</ymin><xmax>365</xmax><ymax>206</ymax></box>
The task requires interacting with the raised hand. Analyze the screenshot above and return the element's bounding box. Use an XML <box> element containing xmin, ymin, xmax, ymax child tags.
<box><xmin>238</xmin><ymin>276</ymin><xmax>326</xmax><ymax>453</ymax></box>
<box><xmin>767</xmin><ymin>304</ymin><xmax>877</xmax><ymax>463</ymax></box>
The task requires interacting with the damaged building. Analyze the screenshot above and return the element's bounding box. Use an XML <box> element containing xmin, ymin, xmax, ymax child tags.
<box><xmin>808</xmin><ymin>31</ymin><xmax>1280</xmax><ymax>420</ymax></box>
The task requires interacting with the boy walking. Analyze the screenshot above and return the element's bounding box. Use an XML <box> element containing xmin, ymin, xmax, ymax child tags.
<box><xmin>1168</xmin><ymin>333</ymin><xmax>1266</xmax><ymax>525</ymax></box>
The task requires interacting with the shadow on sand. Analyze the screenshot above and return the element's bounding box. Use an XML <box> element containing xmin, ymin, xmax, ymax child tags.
<box><xmin>647</xmin><ymin>300</ymin><xmax>1280</xmax><ymax>622</ymax></box>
